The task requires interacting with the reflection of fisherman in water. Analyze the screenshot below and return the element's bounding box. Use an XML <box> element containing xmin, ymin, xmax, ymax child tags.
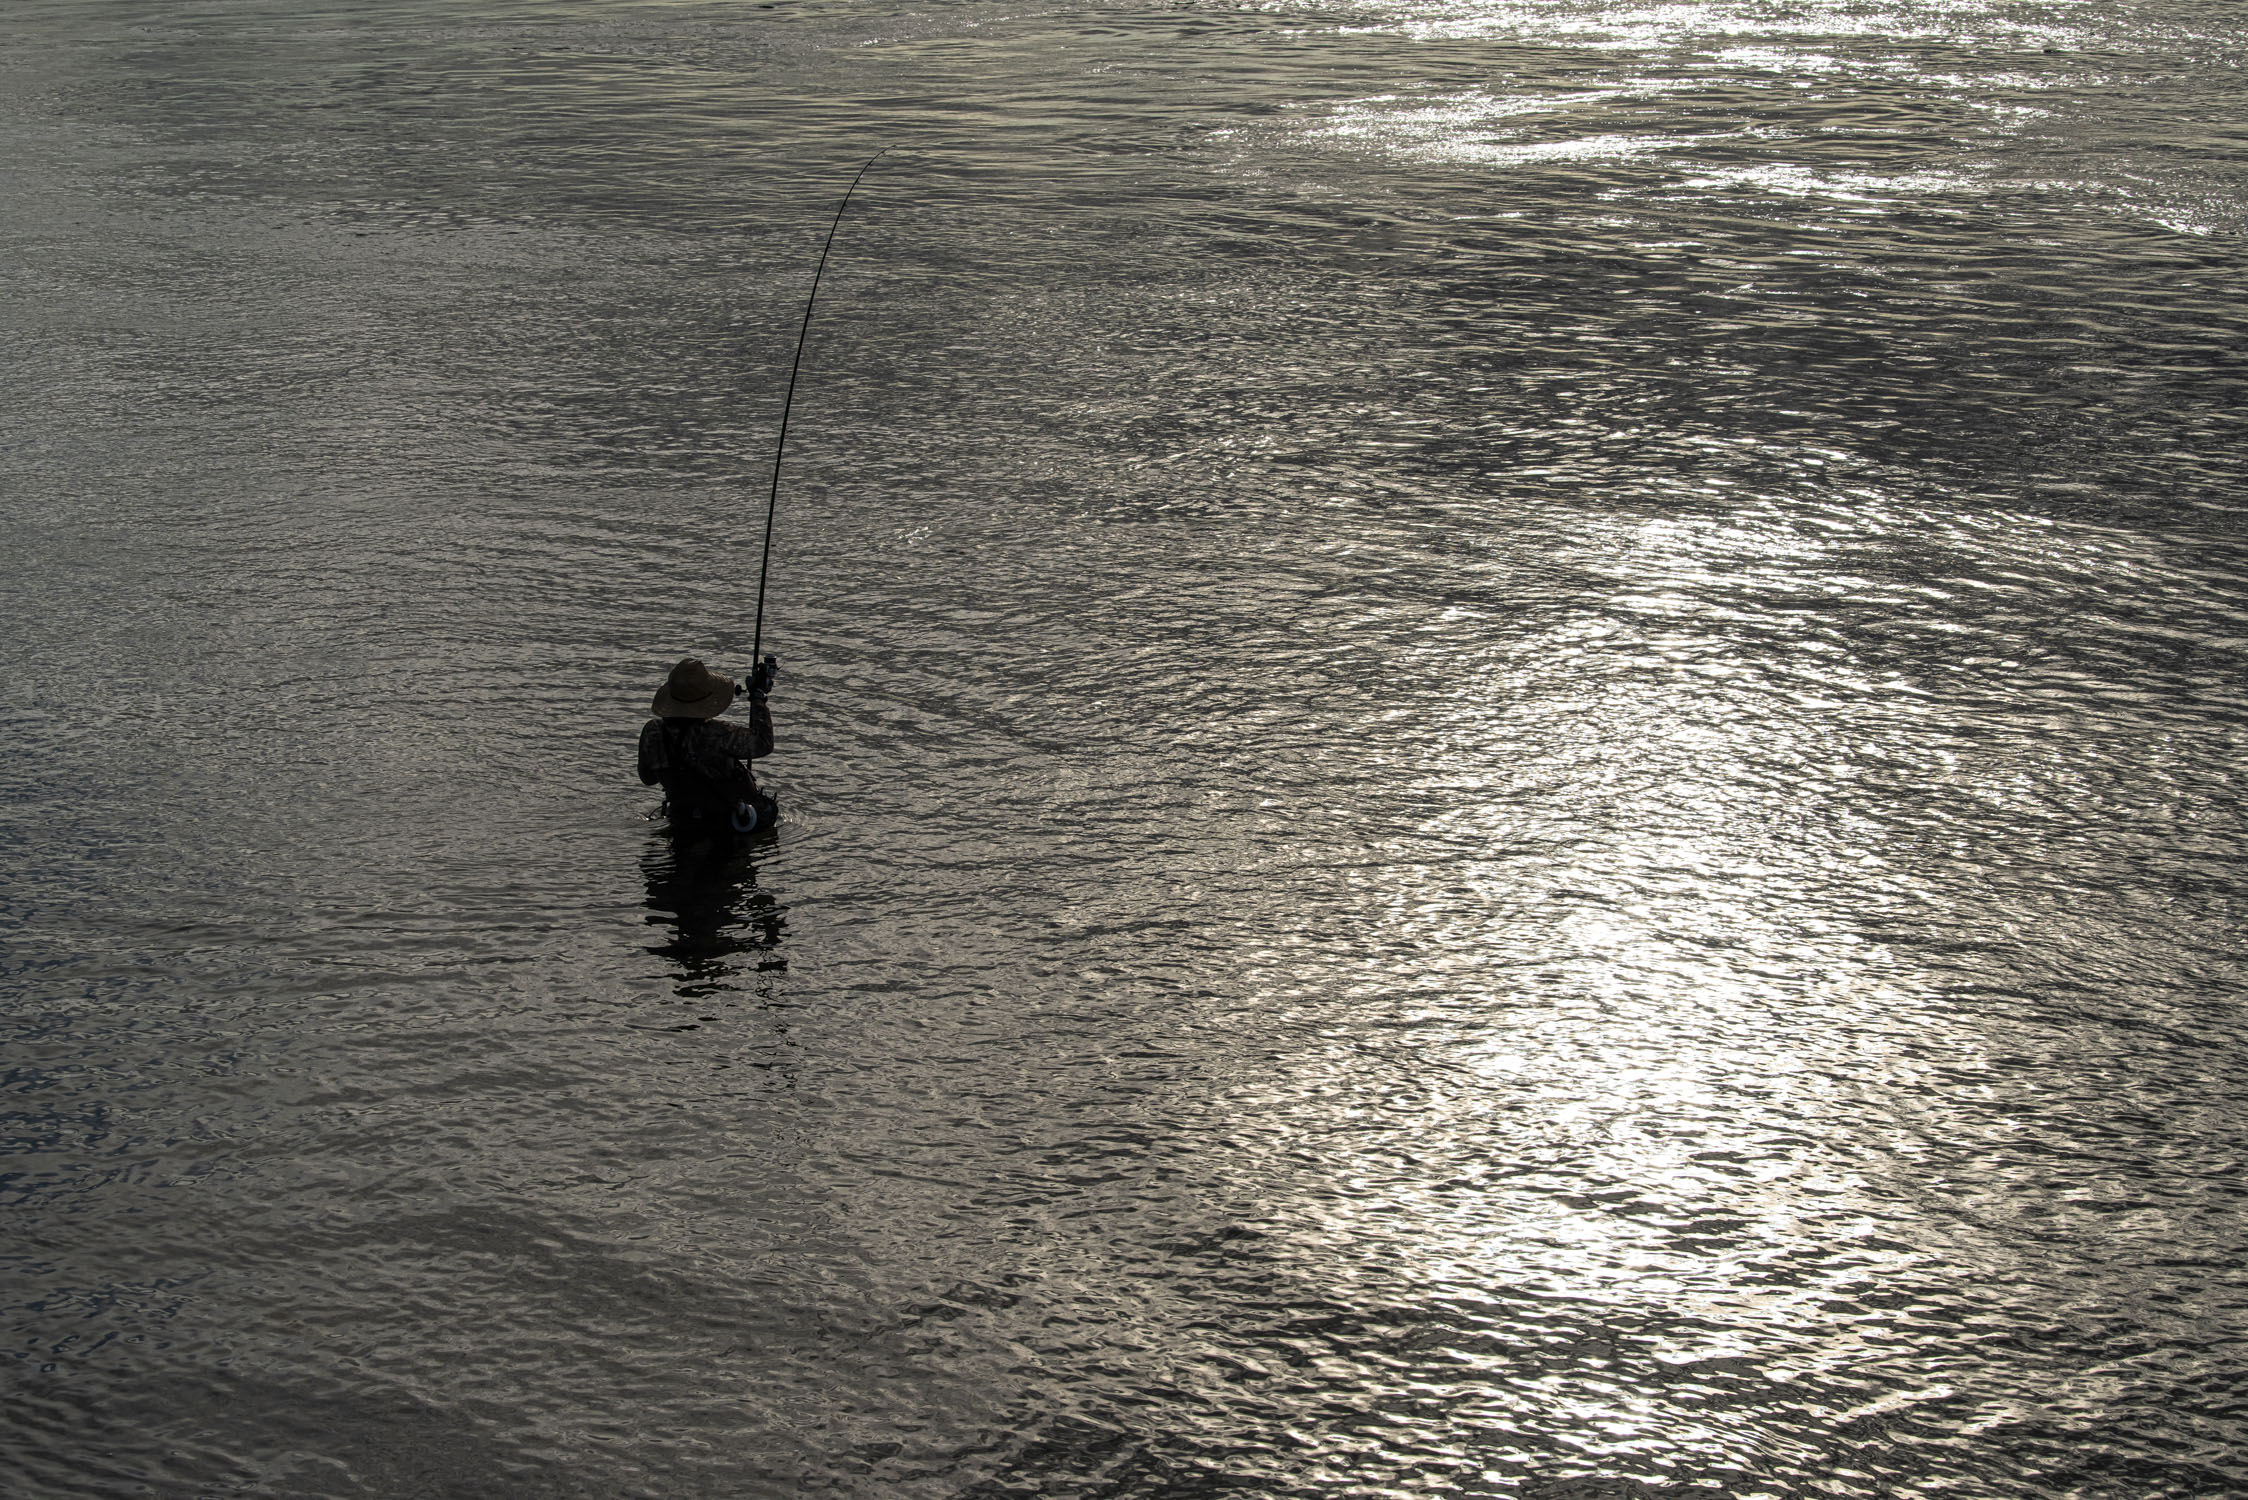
<box><xmin>640</xmin><ymin>836</ymin><xmax>786</xmax><ymax>995</ymax></box>
<box><xmin>637</xmin><ymin>656</ymin><xmax>779</xmax><ymax>836</ymax></box>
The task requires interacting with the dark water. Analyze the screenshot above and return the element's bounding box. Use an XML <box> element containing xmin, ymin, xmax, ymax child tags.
<box><xmin>5</xmin><ymin>1</ymin><xmax>2246</xmax><ymax>1495</ymax></box>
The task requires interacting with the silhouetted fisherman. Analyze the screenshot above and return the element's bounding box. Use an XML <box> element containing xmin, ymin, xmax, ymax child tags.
<box><xmin>638</xmin><ymin>656</ymin><xmax>779</xmax><ymax>835</ymax></box>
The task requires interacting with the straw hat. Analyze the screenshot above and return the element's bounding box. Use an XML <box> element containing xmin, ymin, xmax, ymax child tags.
<box><xmin>651</xmin><ymin>658</ymin><xmax>736</xmax><ymax>719</ymax></box>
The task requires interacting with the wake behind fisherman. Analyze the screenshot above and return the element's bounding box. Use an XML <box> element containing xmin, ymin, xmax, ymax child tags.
<box><xmin>639</xmin><ymin>656</ymin><xmax>779</xmax><ymax>836</ymax></box>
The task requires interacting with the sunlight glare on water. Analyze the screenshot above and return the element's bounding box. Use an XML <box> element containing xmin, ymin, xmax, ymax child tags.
<box><xmin>2</xmin><ymin>0</ymin><xmax>2245</xmax><ymax>1495</ymax></box>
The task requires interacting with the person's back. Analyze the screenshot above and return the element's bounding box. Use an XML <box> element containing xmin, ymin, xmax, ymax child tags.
<box><xmin>638</xmin><ymin>656</ymin><xmax>777</xmax><ymax>833</ymax></box>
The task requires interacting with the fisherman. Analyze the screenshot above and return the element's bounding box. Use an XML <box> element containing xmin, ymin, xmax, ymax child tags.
<box><xmin>638</xmin><ymin>655</ymin><xmax>779</xmax><ymax>835</ymax></box>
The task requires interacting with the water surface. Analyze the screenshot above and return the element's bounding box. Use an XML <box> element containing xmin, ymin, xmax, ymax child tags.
<box><xmin>4</xmin><ymin>1</ymin><xmax>2245</xmax><ymax>1495</ymax></box>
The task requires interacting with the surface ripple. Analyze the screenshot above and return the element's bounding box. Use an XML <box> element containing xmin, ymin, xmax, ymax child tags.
<box><xmin>3</xmin><ymin>1</ymin><xmax>2245</xmax><ymax>1496</ymax></box>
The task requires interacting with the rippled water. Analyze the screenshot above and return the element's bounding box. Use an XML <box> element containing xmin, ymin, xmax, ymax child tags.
<box><xmin>5</xmin><ymin>1</ymin><xmax>2246</xmax><ymax>1495</ymax></box>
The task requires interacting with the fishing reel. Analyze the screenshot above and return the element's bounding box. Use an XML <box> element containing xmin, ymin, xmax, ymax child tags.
<box><xmin>747</xmin><ymin>654</ymin><xmax>778</xmax><ymax>700</ymax></box>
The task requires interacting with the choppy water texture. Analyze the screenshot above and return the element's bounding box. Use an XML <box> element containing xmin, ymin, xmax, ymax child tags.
<box><xmin>5</xmin><ymin>1</ymin><xmax>2246</xmax><ymax>1495</ymax></box>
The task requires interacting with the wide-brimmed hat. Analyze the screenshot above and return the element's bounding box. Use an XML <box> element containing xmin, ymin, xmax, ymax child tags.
<box><xmin>652</xmin><ymin>658</ymin><xmax>736</xmax><ymax>719</ymax></box>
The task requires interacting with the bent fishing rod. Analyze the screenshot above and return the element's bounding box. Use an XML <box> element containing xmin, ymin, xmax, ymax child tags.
<box><xmin>750</xmin><ymin>146</ymin><xmax>893</xmax><ymax>668</ymax></box>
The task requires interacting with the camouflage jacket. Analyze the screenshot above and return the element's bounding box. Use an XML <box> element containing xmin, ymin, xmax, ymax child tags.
<box><xmin>637</xmin><ymin>704</ymin><xmax>773</xmax><ymax>809</ymax></box>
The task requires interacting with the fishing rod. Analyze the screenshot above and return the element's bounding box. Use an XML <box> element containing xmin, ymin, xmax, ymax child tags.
<box><xmin>750</xmin><ymin>146</ymin><xmax>893</xmax><ymax>669</ymax></box>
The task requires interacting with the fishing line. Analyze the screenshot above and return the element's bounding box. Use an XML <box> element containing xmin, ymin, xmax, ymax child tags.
<box><xmin>750</xmin><ymin>146</ymin><xmax>893</xmax><ymax>666</ymax></box>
